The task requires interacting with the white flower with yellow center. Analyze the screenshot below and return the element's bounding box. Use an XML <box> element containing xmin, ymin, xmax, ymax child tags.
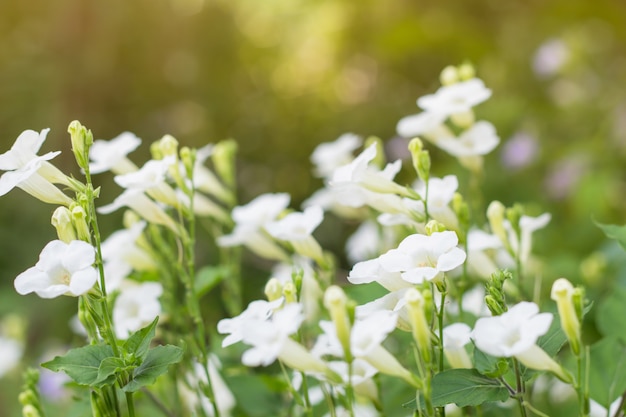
<box><xmin>14</xmin><ymin>240</ymin><xmax>97</xmax><ymax>298</ymax></box>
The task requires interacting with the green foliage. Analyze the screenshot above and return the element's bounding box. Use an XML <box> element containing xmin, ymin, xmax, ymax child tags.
<box><xmin>587</xmin><ymin>337</ymin><xmax>626</xmax><ymax>409</ymax></box>
<box><xmin>121</xmin><ymin>345</ymin><xmax>183</xmax><ymax>392</ymax></box>
<box><xmin>430</xmin><ymin>369</ymin><xmax>510</xmax><ymax>408</ymax></box>
<box><xmin>41</xmin><ymin>318</ymin><xmax>183</xmax><ymax>394</ymax></box>
<box><xmin>596</xmin><ymin>287</ymin><xmax>626</xmax><ymax>342</ymax></box>
<box><xmin>194</xmin><ymin>265</ymin><xmax>228</xmax><ymax>297</ymax></box>
<box><xmin>595</xmin><ymin>221</ymin><xmax>626</xmax><ymax>252</ymax></box>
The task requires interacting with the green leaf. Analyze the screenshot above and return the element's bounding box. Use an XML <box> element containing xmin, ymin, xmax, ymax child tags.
<box><xmin>430</xmin><ymin>369</ymin><xmax>509</xmax><ymax>407</ymax></box>
<box><xmin>596</xmin><ymin>287</ymin><xmax>626</xmax><ymax>342</ymax></box>
<box><xmin>94</xmin><ymin>357</ymin><xmax>127</xmax><ymax>388</ymax></box>
<box><xmin>195</xmin><ymin>265</ymin><xmax>228</xmax><ymax>297</ymax></box>
<box><xmin>474</xmin><ymin>345</ymin><xmax>508</xmax><ymax>378</ymax></box>
<box><xmin>594</xmin><ymin>220</ymin><xmax>626</xmax><ymax>251</ymax></box>
<box><xmin>123</xmin><ymin>316</ymin><xmax>159</xmax><ymax>362</ymax></box>
<box><xmin>122</xmin><ymin>344</ymin><xmax>183</xmax><ymax>392</ymax></box>
<box><xmin>42</xmin><ymin>344</ymin><xmax>114</xmax><ymax>386</ymax></box>
<box><xmin>588</xmin><ymin>337</ymin><xmax>626</xmax><ymax>409</ymax></box>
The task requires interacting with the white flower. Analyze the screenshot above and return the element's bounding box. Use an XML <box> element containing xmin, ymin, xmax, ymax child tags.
<box><xmin>330</xmin><ymin>143</ymin><xmax>410</xmax><ymax>196</ymax></box>
<box><xmin>101</xmin><ymin>222</ymin><xmax>156</xmax><ymax>290</ymax></box>
<box><xmin>378</xmin><ymin>231</ymin><xmax>466</xmax><ymax>284</ymax></box>
<box><xmin>345</xmin><ymin>220</ymin><xmax>396</xmax><ymax>263</ymax></box>
<box><xmin>505</xmin><ymin>212</ymin><xmax>551</xmax><ymax>265</ymax></box>
<box><xmin>232</xmin><ymin>193</ymin><xmax>290</xmax><ymax>227</ymax></box>
<box><xmin>98</xmin><ymin>189</ymin><xmax>179</xmax><ymax>234</ymax></box>
<box><xmin>310</xmin><ymin>133</ymin><xmax>362</xmax><ymax>178</ymax></box>
<box><xmin>417</xmin><ymin>78</ymin><xmax>492</xmax><ymax>116</ymax></box>
<box><xmin>396</xmin><ymin>111</ymin><xmax>448</xmax><ymax>139</ymax></box>
<box><xmin>434</xmin><ymin>121</ymin><xmax>500</xmax><ymax>158</ymax></box>
<box><xmin>348</xmin><ymin>258</ymin><xmax>411</xmax><ymax>292</ymax></box>
<box><xmin>238</xmin><ymin>303</ymin><xmax>329</xmax><ymax>374</ymax></box>
<box><xmin>266</xmin><ymin>206</ymin><xmax>325</xmax><ymax>263</ymax></box>
<box><xmin>315</xmin><ymin>310</ymin><xmax>417</xmax><ymax>386</ymax></box>
<box><xmin>114</xmin><ymin>157</ymin><xmax>179</xmax><ymax>206</ymax></box>
<box><xmin>0</xmin><ymin>156</ymin><xmax>73</xmax><ymax>206</ymax></box>
<box><xmin>217</xmin><ymin>298</ymin><xmax>283</xmax><ymax>347</ymax></box>
<box><xmin>442</xmin><ymin>323</ymin><xmax>472</xmax><ymax>368</ymax></box>
<box><xmin>14</xmin><ymin>240</ymin><xmax>98</xmax><ymax>298</ymax></box>
<box><xmin>413</xmin><ymin>175</ymin><xmax>459</xmax><ymax>229</ymax></box>
<box><xmin>472</xmin><ymin>302</ymin><xmax>550</xmax><ymax>357</ymax></box>
<box><xmin>113</xmin><ymin>281</ymin><xmax>163</xmax><ymax>339</ymax></box>
<box><xmin>472</xmin><ymin>302</ymin><xmax>571</xmax><ymax>381</ymax></box>
<box><xmin>89</xmin><ymin>132</ymin><xmax>141</xmax><ymax>174</ymax></box>
<box><xmin>217</xmin><ymin>193</ymin><xmax>291</xmax><ymax>261</ymax></box>
<box><xmin>0</xmin><ymin>128</ymin><xmax>71</xmax><ymax>186</ymax></box>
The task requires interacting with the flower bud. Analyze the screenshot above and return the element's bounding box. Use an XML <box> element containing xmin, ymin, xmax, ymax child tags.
<box><xmin>180</xmin><ymin>146</ymin><xmax>196</xmax><ymax>179</ymax></box>
<box><xmin>505</xmin><ymin>203</ymin><xmax>524</xmax><ymax>238</ymax></box>
<box><xmin>282</xmin><ymin>282</ymin><xmax>297</xmax><ymax>304</ymax></box>
<box><xmin>68</xmin><ymin>120</ymin><xmax>93</xmax><ymax>170</ymax></box>
<box><xmin>324</xmin><ymin>286</ymin><xmax>352</xmax><ymax>361</ymax></box>
<box><xmin>440</xmin><ymin>65</ymin><xmax>459</xmax><ymax>86</ymax></box>
<box><xmin>405</xmin><ymin>288</ymin><xmax>431</xmax><ymax>362</ymax></box>
<box><xmin>408</xmin><ymin>138</ymin><xmax>431</xmax><ymax>182</ymax></box>
<box><xmin>425</xmin><ymin>220</ymin><xmax>446</xmax><ymax>236</ymax></box>
<box><xmin>71</xmin><ymin>204</ymin><xmax>91</xmax><ymax>242</ymax></box>
<box><xmin>51</xmin><ymin>207</ymin><xmax>77</xmax><ymax>243</ymax></box>
<box><xmin>551</xmin><ymin>278</ymin><xmax>581</xmax><ymax>355</ymax></box>
<box><xmin>22</xmin><ymin>404</ymin><xmax>41</xmax><ymax>417</ymax></box>
<box><xmin>487</xmin><ymin>201</ymin><xmax>509</xmax><ymax>250</ymax></box>
<box><xmin>264</xmin><ymin>278</ymin><xmax>283</xmax><ymax>302</ymax></box>
<box><xmin>458</xmin><ymin>62</ymin><xmax>475</xmax><ymax>80</ymax></box>
<box><xmin>158</xmin><ymin>134</ymin><xmax>179</xmax><ymax>157</ymax></box>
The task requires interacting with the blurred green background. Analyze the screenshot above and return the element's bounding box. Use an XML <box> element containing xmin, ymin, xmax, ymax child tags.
<box><xmin>1</xmin><ymin>0</ymin><xmax>626</xmax><ymax>414</ymax></box>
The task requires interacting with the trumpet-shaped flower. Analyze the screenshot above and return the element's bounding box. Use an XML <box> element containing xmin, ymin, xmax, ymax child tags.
<box><xmin>378</xmin><ymin>231</ymin><xmax>466</xmax><ymax>284</ymax></box>
<box><xmin>218</xmin><ymin>193</ymin><xmax>291</xmax><ymax>261</ymax></box>
<box><xmin>330</xmin><ymin>143</ymin><xmax>409</xmax><ymax>196</ymax></box>
<box><xmin>315</xmin><ymin>310</ymin><xmax>417</xmax><ymax>386</ymax></box>
<box><xmin>101</xmin><ymin>221</ymin><xmax>157</xmax><ymax>290</ymax></box>
<box><xmin>237</xmin><ymin>303</ymin><xmax>330</xmax><ymax>374</ymax></box>
<box><xmin>417</xmin><ymin>78</ymin><xmax>492</xmax><ymax>116</ymax></box>
<box><xmin>217</xmin><ymin>298</ymin><xmax>284</xmax><ymax>347</ymax></box>
<box><xmin>310</xmin><ymin>133</ymin><xmax>362</xmax><ymax>179</ymax></box>
<box><xmin>442</xmin><ymin>323</ymin><xmax>472</xmax><ymax>368</ymax></box>
<box><xmin>89</xmin><ymin>132</ymin><xmax>141</xmax><ymax>174</ymax></box>
<box><xmin>14</xmin><ymin>240</ymin><xmax>97</xmax><ymax>298</ymax></box>
<box><xmin>0</xmin><ymin>128</ymin><xmax>71</xmax><ymax>186</ymax></box>
<box><xmin>472</xmin><ymin>302</ymin><xmax>571</xmax><ymax>382</ymax></box>
<box><xmin>98</xmin><ymin>189</ymin><xmax>179</xmax><ymax>234</ymax></box>
<box><xmin>114</xmin><ymin>157</ymin><xmax>180</xmax><ymax>207</ymax></box>
<box><xmin>266</xmin><ymin>206</ymin><xmax>325</xmax><ymax>263</ymax></box>
<box><xmin>434</xmin><ymin>121</ymin><xmax>500</xmax><ymax>158</ymax></box>
<box><xmin>396</xmin><ymin>111</ymin><xmax>448</xmax><ymax>139</ymax></box>
<box><xmin>348</xmin><ymin>258</ymin><xmax>411</xmax><ymax>292</ymax></box>
<box><xmin>0</xmin><ymin>156</ymin><xmax>73</xmax><ymax>206</ymax></box>
<box><xmin>113</xmin><ymin>281</ymin><xmax>163</xmax><ymax>339</ymax></box>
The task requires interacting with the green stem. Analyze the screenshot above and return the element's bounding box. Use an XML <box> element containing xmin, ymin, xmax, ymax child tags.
<box><xmin>125</xmin><ymin>392</ymin><xmax>136</xmax><ymax>417</ymax></box>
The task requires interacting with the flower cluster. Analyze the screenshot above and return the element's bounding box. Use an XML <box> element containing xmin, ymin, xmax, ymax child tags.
<box><xmin>0</xmin><ymin>64</ymin><xmax>614</xmax><ymax>417</ymax></box>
